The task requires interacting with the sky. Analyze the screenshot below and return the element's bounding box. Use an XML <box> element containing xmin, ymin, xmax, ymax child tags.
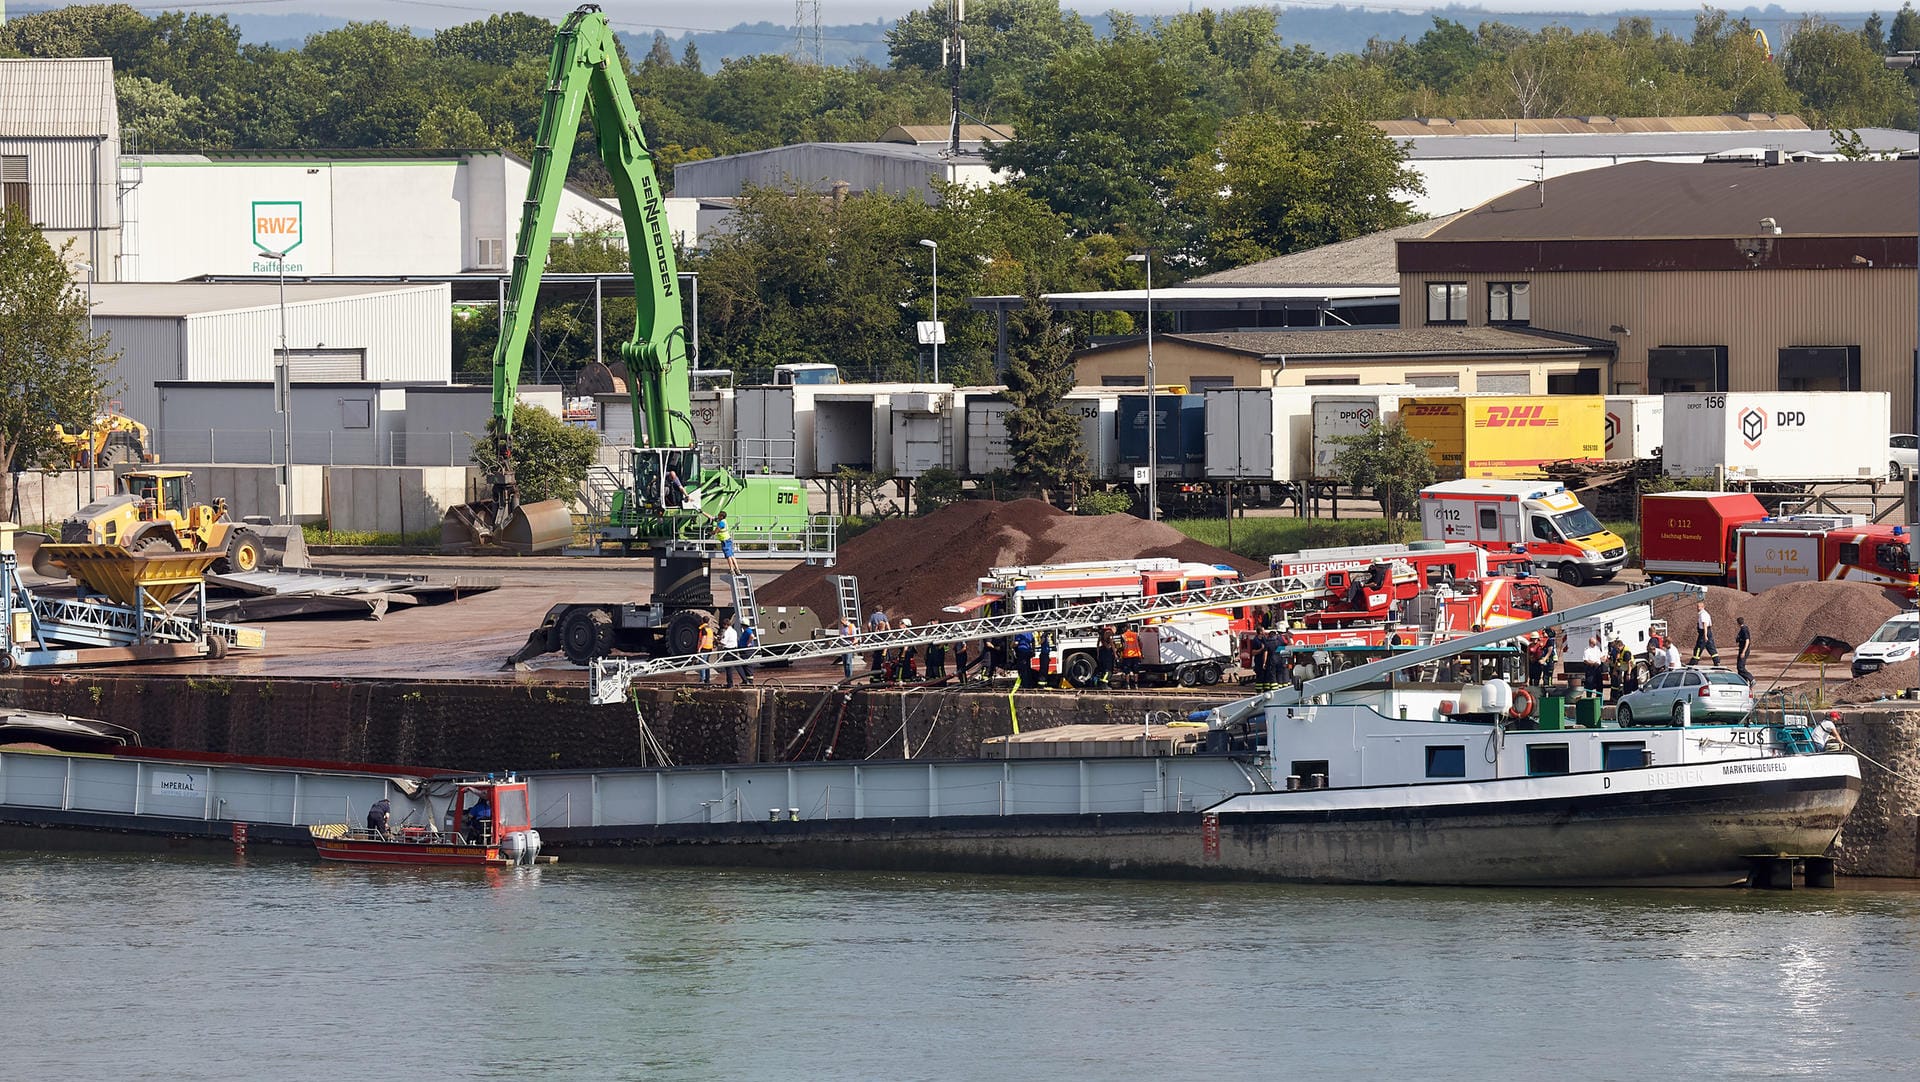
<box><xmin>50</xmin><ymin>1</ymin><xmax>1889</xmax><ymax>36</ymax></box>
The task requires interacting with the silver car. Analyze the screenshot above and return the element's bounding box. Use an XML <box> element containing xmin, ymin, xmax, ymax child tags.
<box><xmin>1615</xmin><ymin>667</ymin><xmax>1753</xmax><ymax>725</ymax></box>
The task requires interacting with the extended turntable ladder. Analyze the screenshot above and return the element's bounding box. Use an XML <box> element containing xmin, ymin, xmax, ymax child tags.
<box><xmin>587</xmin><ymin>575</ymin><xmax>1325</xmax><ymax>704</ymax></box>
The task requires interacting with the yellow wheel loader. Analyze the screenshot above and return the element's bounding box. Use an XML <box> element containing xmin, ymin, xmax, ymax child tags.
<box><xmin>40</xmin><ymin>469</ymin><xmax>302</xmax><ymax>576</ymax></box>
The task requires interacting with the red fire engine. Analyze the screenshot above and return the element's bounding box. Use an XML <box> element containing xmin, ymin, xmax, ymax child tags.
<box><xmin>945</xmin><ymin>558</ymin><xmax>1259</xmax><ymax>686</ymax></box>
<box><xmin>1251</xmin><ymin>542</ymin><xmax>1554</xmax><ymax>653</ymax></box>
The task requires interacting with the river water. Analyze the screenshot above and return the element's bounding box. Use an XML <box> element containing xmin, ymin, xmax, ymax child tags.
<box><xmin>5</xmin><ymin>853</ymin><xmax>1918</xmax><ymax>1081</ymax></box>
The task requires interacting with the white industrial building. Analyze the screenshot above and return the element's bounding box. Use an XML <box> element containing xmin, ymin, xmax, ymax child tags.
<box><xmin>90</xmin><ymin>281</ymin><xmax>453</xmax><ymax>448</ymax></box>
<box><xmin>0</xmin><ymin>57</ymin><xmax>121</xmax><ymax>281</ymax></box>
<box><xmin>1381</xmin><ymin>114</ymin><xmax>1915</xmax><ymax>216</ymax></box>
<box><xmin>118</xmin><ymin>149</ymin><xmax>703</xmax><ymax>282</ymax></box>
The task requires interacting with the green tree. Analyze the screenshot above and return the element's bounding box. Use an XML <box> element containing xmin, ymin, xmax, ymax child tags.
<box><xmin>1782</xmin><ymin>18</ymin><xmax>1914</xmax><ymax>127</ymax></box>
<box><xmin>429</xmin><ymin>12</ymin><xmax>555</xmax><ymax>65</ymax></box>
<box><xmin>1895</xmin><ymin>3</ymin><xmax>1920</xmax><ymax>52</ymax></box>
<box><xmin>1329</xmin><ymin>421</ymin><xmax>1435</xmax><ymax>536</ymax></box>
<box><xmin>1175</xmin><ymin>98</ymin><xmax>1424</xmax><ymax>271</ymax></box>
<box><xmin>999</xmin><ymin>285</ymin><xmax>1086</xmax><ymax>505</ymax></box>
<box><xmin>0</xmin><ymin>207</ymin><xmax>118</xmax><ymax>517</ymax></box>
<box><xmin>987</xmin><ymin>37</ymin><xmax>1218</xmax><ymax>242</ymax></box>
<box><xmin>468</xmin><ymin>404</ymin><xmax>597</xmax><ymax>505</ymax></box>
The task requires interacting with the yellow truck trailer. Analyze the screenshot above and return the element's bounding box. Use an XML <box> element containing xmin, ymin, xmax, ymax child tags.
<box><xmin>1400</xmin><ymin>395</ymin><xmax>1605</xmax><ymax>479</ymax></box>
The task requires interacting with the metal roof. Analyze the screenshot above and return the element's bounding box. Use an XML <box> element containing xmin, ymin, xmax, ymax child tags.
<box><xmin>1374</xmin><ymin>114</ymin><xmax>1810</xmax><ymax>138</ymax></box>
<box><xmin>1428</xmin><ymin>159</ymin><xmax>1917</xmax><ymax>241</ymax></box>
<box><xmin>878</xmin><ymin>124</ymin><xmax>1014</xmax><ymax>145</ymax></box>
<box><xmin>91</xmin><ymin>281</ymin><xmax>447</xmax><ymax>318</ymax></box>
<box><xmin>1392</xmin><ymin>126</ymin><xmax>1914</xmax><ymax>160</ymax></box>
<box><xmin>1087</xmin><ymin>326</ymin><xmax>1614</xmax><ymax>360</ymax></box>
<box><xmin>0</xmin><ymin>57</ymin><xmax>117</xmax><ymax>139</ymax></box>
<box><xmin>1185</xmin><ymin>215</ymin><xmax>1465</xmax><ymax>288</ymax></box>
<box><xmin>968</xmin><ymin>285</ymin><xmax>1395</xmax><ymax>314</ymax></box>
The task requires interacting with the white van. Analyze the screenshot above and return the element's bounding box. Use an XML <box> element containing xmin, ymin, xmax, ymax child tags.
<box><xmin>1851</xmin><ymin>612</ymin><xmax>1920</xmax><ymax>677</ymax></box>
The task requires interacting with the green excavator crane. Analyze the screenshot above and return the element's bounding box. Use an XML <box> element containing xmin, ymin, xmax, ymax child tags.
<box><xmin>458</xmin><ymin>5</ymin><xmax>828</xmax><ymax>665</ymax></box>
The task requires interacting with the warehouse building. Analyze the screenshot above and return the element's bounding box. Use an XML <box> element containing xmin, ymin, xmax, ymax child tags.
<box><xmin>1395</xmin><ymin>157</ymin><xmax>1919</xmax><ymax>425</ymax></box>
<box><xmin>0</xmin><ymin>57</ymin><xmax>120</xmax><ymax>281</ymax></box>
<box><xmin>90</xmin><ymin>281</ymin><xmax>453</xmax><ymax>454</ymax></box>
<box><xmin>117</xmin><ymin>149</ymin><xmax>684</xmax><ymax>281</ymax></box>
<box><xmin>1072</xmin><ymin>326</ymin><xmax>1612</xmax><ymax>395</ymax></box>
<box><xmin>670</xmin><ymin>124</ymin><xmax>1011</xmax><ymax>207</ymax></box>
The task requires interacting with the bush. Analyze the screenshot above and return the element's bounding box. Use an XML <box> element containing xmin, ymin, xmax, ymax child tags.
<box><xmin>1076</xmin><ymin>489</ymin><xmax>1137</xmax><ymax>516</ymax></box>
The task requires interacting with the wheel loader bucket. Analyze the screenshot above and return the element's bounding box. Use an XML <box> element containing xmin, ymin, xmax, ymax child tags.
<box><xmin>15</xmin><ymin>530</ymin><xmax>55</xmax><ymax>578</ymax></box>
<box><xmin>441</xmin><ymin>499</ymin><xmax>572</xmax><ymax>554</ymax></box>
<box><xmin>250</xmin><ymin>524</ymin><xmax>312</xmax><ymax>569</ymax></box>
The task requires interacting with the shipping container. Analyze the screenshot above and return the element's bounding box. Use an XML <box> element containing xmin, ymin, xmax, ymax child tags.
<box><xmin>1638</xmin><ymin>491</ymin><xmax>1767</xmax><ymax>579</ymax></box>
<box><xmin>1400</xmin><ymin>395</ymin><xmax>1605</xmax><ymax>479</ymax></box>
<box><xmin>1661</xmin><ymin>391</ymin><xmax>1890</xmax><ymax>482</ymax></box>
<box><xmin>734</xmin><ymin>385</ymin><xmax>808</xmax><ymax>475</ymax></box>
<box><xmin>1204</xmin><ymin>388</ymin><xmax>1315</xmax><ymax>481</ymax></box>
<box><xmin>889</xmin><ymin>391</ymin><xmax>947</xmax><ymax>478</ymax></box>
<box><xmin>964</xmin><ymin>395</ymin><xmax>1013</xmax><ymax>476</ymax></box>
<box><xmin>1309</xmin><ymin>391</ymin><xmax>1410</xmax><ymax>479</ymax></box>
<box><xmin>1603</xmin><ymin>395</ymin><xmax>1663</xmax><ymax>461</ymax></box>
<box><xmin>1118</xmin><ymin>394</ymin><xmax>1206</xmax><ymax>478</ymax></box>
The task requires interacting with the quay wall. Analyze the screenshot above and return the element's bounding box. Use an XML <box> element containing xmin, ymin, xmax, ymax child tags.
<box><xmin>0</xmin><ymin>673</ymin><xmax>1206</xmax><ymax>772</ymax></box>
<box><xmin>1830</xmin><ymin>707</ymin><xmax>1920</xmax><ymax>877</ymax></box>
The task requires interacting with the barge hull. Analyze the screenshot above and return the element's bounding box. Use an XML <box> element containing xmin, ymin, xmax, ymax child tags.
<box><xmin>536</xmin><ymin>769</ymin><xmax>1860</xmax><ymax>887</ymax></box>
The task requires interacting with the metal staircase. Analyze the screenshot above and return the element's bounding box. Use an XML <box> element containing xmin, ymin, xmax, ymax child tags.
<box><xmin>587</xmin><ymin>574</ymin><xmax>1326</xmax><ymax>704</ymax></box>
<box><xmin>728</xmin><ymin>573</ymin><xmax>758</xmax><ymax>617</ymax></box>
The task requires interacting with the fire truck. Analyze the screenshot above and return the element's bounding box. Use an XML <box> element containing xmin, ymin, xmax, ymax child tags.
<box><xmin>1640</xmin><ymin>493</ymin><xmax>1918</xmax><ymax>597</ymax></box>
<box><xmin>946</xmin><ymin>558</ymin><xmax>1258</xmax><ymax>686</ymax></box>
<box><xmin>1252</xmin><ymin>541</ymin><xmax>1554</xmax><ymax>651</ymax></box>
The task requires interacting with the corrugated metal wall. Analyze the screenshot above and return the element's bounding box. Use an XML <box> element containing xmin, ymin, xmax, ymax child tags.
<box><xmin>0</xmin><ymin>136</ymin><xmax>119</xmax><ymax>230</ymax></box>
<box><xmin>181</xmin><ymin>285</ymin><xmax>451</xmax><ymax>384</ymax></box>
<box><xmin>93</xmin><ymin>315</ymin><xmax>185</xmax><ymax>426</ymax></box>
<box><xmin>1397</xmin><ymin>268</ymin><xmax>1920</xmax><ymax>427</ymax></box>
<box><xmin>673</xmin><ymin>146</ymin><xmax>943</xmax><ymax>200</ymax></box>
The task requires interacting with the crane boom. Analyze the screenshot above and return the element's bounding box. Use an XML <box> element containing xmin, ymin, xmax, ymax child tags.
<box><xmin>493</xmin><ymin>3</ymin><xmax>691</xmax><ymax>449</ymax></box>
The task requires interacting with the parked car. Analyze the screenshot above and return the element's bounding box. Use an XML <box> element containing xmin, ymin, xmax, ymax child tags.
<box><xmin>1615</xmin><ymin>666</ymin><xmax>1753</xmax><ymax>725</ymax></box>
<box><xmin>1852</xmin><ymin>612</ymin><xmax>1920</xmax><ymax>677</ymax></box>
<box><xmin>1891</xmin><ymin>433</ymin><xmax>1919</xmax><ymax>481</ymax></box>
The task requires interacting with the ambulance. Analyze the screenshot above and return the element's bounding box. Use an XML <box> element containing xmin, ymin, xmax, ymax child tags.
<box><xmin>1418</xmin><ymin>479</ymin><xmax>1627</xmax><ymax>586</ymax></box>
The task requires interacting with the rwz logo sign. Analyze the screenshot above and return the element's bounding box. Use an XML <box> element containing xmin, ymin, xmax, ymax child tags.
<box><xmin>1474</xmin><ymin>405</ymin><xmax>1558</xmax><ymax>428</ymax></box>
<box><xmin>251</xmin><ymin>200</ymin><xmax>303</xmax><ymax>254</ymax></box>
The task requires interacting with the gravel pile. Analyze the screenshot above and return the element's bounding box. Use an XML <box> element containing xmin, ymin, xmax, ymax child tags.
<box><xmin>759</xmin><ymin>499</ymin><xmax>1262</xmax><ymax>626</ymax></box>
<box><xmin>1648</xmin><ymin>580</ymin><xmax>1904</xmax><ymax>655</ymax></box>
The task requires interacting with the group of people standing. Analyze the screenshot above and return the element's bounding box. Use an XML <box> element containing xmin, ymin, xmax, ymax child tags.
<box><xmin>696</xmin><ymin>614</ymin><xmax>759</xmax><ymax>687</ymax></box>
<box><xmin>826</xmin><ymin>610</ymin><xmax>1151</xmax><ymax>689</ymax></box>
<box><xmin>1527</xmin><ymin>600</ymin><xmax>1755</xmax><ymax>702</ymax></box>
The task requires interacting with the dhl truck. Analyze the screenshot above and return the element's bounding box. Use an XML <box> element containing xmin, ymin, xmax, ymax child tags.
<box><xmin>1419</xmin><ymin>479</ymin><xmax>1627</xmax><ymax>586</ymax></box>
<box><xmin>1400</xmin><ymin>395</ymin><xmax>1606</xmax><ymax>479</ymax></box>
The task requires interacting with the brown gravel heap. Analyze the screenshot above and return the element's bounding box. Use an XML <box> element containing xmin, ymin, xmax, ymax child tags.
<box><xmin>1650</xmin><ymin>580</ymin><xmax>1905</xmax><ymax>655</ymax></box>
<box><xmin>760</xmin><ymin>499</ymin><xmax>1264</xmax><ymax>626</ymax></box>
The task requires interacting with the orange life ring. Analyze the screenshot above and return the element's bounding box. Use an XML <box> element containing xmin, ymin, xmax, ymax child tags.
<box><xmin>1508</xmin><ymin>687</ymin><xmax>1536</xmax><ymax>719</ymax></box>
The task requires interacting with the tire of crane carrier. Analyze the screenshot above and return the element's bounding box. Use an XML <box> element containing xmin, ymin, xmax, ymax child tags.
<box><xmin>1508</xmin><ymin>687</ymin><xmax>1536</xmax><ymax>720</ymax></box>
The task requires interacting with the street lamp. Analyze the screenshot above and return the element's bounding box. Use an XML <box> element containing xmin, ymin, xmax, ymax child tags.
<box><xmin>257</xmin><ymin>247</ymin><xmax>293</xmax><ymax>525</ymax></box>
<box><xmin>1886</xmin><ymin>50</ymin><xmax>1920</xmax><ymax>699</ymax></box>
<box><xmin>1126</xmin><ymin>251</ymin><xmax>1156</xmax><ymax>520</ymax></box>
<box><xmin>75</xmin><ymin>261</ymin><xmax>95</xmax><ymax>495</ymax></box>
<box><xmin>918</xmin><ymin>238</ymin><xmax>940</xmax><ymax>381</ymax></box>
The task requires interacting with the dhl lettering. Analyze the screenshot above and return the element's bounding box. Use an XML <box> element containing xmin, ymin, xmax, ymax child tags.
<box><xmin>1475</xmin><ymin>405</ymin><xmax>1559</xmax><ymax>428</ymax></box>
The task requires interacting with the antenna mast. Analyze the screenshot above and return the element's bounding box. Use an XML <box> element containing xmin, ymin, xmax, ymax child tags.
<box><xmin>941</xmin><ymin>0</ymin><xmax>966</xmax><ymax>156</ymax></box>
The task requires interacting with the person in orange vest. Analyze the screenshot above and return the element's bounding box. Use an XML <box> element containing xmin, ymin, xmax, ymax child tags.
<box><xmin>697</xmin><ymin>617</ymin><xmax>717</xmax><ymax>685</ymax></box>
<box><xmin>1119</xmin><ymin>625</ymin><xmax>1144</xmax><ymax>689</ymax></box>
